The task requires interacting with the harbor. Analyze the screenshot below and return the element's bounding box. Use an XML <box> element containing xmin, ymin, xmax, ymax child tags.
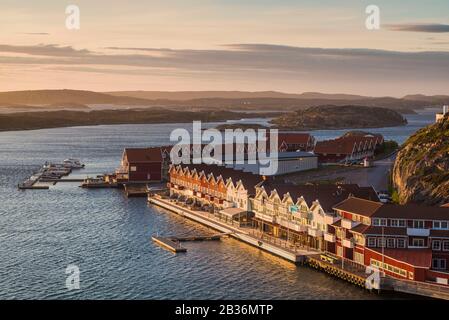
<box><xmin>18</xmin><ymin>159</ymin><xmax>85</xmax><ymax>190</ymax></box>
<box><xmin>1</xmin><ymin>114</ymin><xmax>440</xmax><ymax>300</ymax></box>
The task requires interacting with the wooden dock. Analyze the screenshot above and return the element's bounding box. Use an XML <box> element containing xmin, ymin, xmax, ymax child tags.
<box><xmin>306</xmin><ymin>254</ymin><xmax>369</xmax><ymax>289</ymax></box>
<box><xmin>168</xmin><ymin>234</ymin><xmax>226</xmax><ymax>242</ymax></box>
<box><xmin>151</xmin><ymin>236</ymin><xmax>187</xmax><ymax>253</ymax></box>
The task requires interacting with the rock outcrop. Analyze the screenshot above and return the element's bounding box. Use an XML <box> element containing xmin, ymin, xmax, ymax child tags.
<box><xmin>271</xmin><ymin>105</ymin><xmax>407</xmax><ymax>130</ymax></box>
<box><xmin>393</xmin><ymin>114</ymin><xmax>449</xmax><ymax>205</ymax></box>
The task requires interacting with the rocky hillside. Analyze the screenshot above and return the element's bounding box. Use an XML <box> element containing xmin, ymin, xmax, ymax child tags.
<box><xmin>393</xmin><ymin>114</ymin><xmax>449</xmax><ymax>205</ymax></box>
<box><xmin>270</xmin><ymin>105</ymin><xmax>407</xmax><ymax>130</ymax></box>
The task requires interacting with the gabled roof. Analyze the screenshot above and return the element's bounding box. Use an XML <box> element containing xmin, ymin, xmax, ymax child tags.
<box><xmin>314</xmin><ymin>134</ymin><xmax>383</xmax><ymax>155</ymax></box>
<box><xmin>334</xmin><ymin>197</ymin><xmax>449</xmax><ymax>220</ymax></box>
<box><xmin>260</xmin><ymin>182</ymin><xmax>379</xmax><ymax>212</ymax></box>
<box><xmin>333</xmin><ymin>197</ymin><xmax>383</xmax><ymax>217</ymax></box>
<box><xmin>124</xmin><ymin>147</ymin><xmax>164</xmax><ymax>163</ymax></box>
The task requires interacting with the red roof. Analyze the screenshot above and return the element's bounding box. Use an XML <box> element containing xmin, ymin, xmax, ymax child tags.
<box><xmin>366</xmin><ymin>247</ymin><xmax>432</xmax><ymax>268</ymax></box>
<box><xmin>314</xmin><ymin>134</ymin><xmax>383</xmax><ymax>155</ymax></box>
<box><xmin>124</xmin><ymin>147</ymin><xmax>165</xmax><ymax>163</ymax></box>
<box><xmin>277</xmin><ymin>133</ymin><xmax>311</xmax><ymax>145</ymax></box>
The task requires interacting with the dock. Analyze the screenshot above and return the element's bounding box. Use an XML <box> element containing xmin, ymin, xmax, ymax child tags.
<box><xmin>148</xmin><ymin>195</ymin><xmax>316</xmax><ymax>263</ymax></box>
<box><xmin>124</xmin><ymin>184</ymin><xmax>148</xmax><ymax>197</ymax></box>
<box><xmin>151</xmin><ymin>236</ymin><xmax>187</xmax><ymax>253</ymax></box>
<box><xmin>18</xmin><ymin>159</ymin><xmax>85</xmax><ymax>190</ymax></box>
<box><xmin>305</xmin><ymin>254</ymin><xmax>369</xmax><ymax>289</ymax></box>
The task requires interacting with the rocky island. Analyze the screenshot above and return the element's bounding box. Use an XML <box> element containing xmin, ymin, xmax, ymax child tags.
<box><xmin>270</xmin><ymin>105</ymin><xmax>407</xmax><ymax>130</ymax></box>
<box><xmin>393</xmin><ymin>114</ymin><xmax>449</xmax><ymax>206</ymax></box>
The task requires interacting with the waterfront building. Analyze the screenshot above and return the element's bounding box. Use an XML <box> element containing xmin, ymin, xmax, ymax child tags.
<box><xmin>276</xmin><ymin>133</ymin><xmax>316</xmax><ymax>152</ymax></box>
<box><xmin>251</xmin><ymin>182</ymin><xmax>379</xmax><ymax>250</ymax></box>
<box><xmin>168</xmin><ymin>164</ymin><xmax>265</xmax><ymax>212</ymax></box>
<box><xmin>227</xmin><ymin>151</ymin><xmax>318</xmax><ymax>176</ymax></box>
<box><xmin>332</xmin><ymin>197</ymin><xmax>449</xmax><ymax>285</ymax></box>
<box><xmin>314</xmin><ymin>133</ymin><xmax>384</xmax><ymax>164</ymax></box>
<box><xmin>116</xmin><ymin>147</ymin><xmax>171</xmax><ymax>183</ymax></box>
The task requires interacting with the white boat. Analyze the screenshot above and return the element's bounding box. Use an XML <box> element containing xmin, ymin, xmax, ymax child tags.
<box><xmin>63</xmin><ymin>158</ymin><xmax>85</xmax><ymax>169</ymax></box>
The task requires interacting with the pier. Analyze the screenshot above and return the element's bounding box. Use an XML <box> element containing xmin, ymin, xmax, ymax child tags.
<box><xmin>152</xmin><ymin>236</ymin><xmax>187</xmax><ymax>253</ymax></box>
<box><xmin>305</xmin><ymin>254</ymin><xmax>370</xmax><ymax>289</ymax></box>
<box><xmin>148</xmin><ymin>195</ymin><xmax>317</xmax><ymax>263</ymax></box>
<box><xmin>18</xmin><ymin>159</ymin><xmax>85</xmax><ymax>190</ymax></box>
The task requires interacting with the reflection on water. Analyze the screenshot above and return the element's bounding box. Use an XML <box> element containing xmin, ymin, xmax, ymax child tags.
<box><xmin>0</xmin><ymin>111</ymin><xmax>434</xmax><ymax>299</ymax></box>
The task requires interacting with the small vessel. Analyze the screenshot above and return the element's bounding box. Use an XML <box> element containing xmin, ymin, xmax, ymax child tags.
<box><xmin>81</xmin><ymin>176</ymin><xmax>116</xmax><ymax>188</ymax></box>
<box><xmin>63</xmin><ymin>158</ymin><xmax>85</xmax><ymax>169</ymax></box>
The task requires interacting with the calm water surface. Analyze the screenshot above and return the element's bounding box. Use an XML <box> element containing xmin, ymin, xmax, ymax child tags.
<box><xmin>0</xmin><ymin>111</ymin><xmax>434</xmax><ymax>299</ymax></box>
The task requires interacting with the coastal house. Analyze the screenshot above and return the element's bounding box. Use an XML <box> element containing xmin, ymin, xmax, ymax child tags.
<box><xmin>251</xmin><ymin>182</ymin><xmax>379</xmax><ymax>251</ymax></box>
<box><xmin>332</xmin><ymin>197</ymin><xmax>449</xmax><ymax>285</ymax></box>
<box><xmin>168</xmin><ymin>164</ymin><xmax>265</xmax><ymax>213</ymax></box>
<box><xmin>277</xmin><ymin>133</ymin><xmax>316</xmax><ymax>152</ymax></box>
<box><xmin>116</xmin><ymin>147</ymin><xmax>171</xmax><ymax>183</ymax></box>
<box><xmin>313</xmin><ymin>133</ymin><xmax>384</xmax><ymax>164</ymax></box>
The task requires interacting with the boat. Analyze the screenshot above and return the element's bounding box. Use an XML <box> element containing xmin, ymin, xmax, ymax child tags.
<box><xmin>80</xmin><ymin>177</ymin><xmax>116</xmax><ymax>188</ymax></box>
<box><xmin>63</xmin><ymin>159</ymin><xmax>85</xmax><ymax>169</ymax></box>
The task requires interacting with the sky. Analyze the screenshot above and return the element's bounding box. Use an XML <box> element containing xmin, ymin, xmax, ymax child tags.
<box><xmin>0</xmin><ymin>0</ymin><xmax>449</xmax><ymax>96</ymax></box>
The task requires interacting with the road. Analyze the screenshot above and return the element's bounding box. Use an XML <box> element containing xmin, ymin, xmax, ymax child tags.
<box><xmin>286</xmin><ymin>152</ymin><xmax>397</xmax><ymax>192</ymax></box>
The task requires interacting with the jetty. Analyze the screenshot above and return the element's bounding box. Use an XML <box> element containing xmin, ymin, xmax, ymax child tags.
<box><xmin>18</xmin><ymin>159</ymin><xmax>85</xmax><ymax>190</ymax></box>
<box><xmin>151</xmin><ymin>236</ymin><xmax>187</xmax><ymax>253</ymax></box>
<box><xmin>148</xmin><ymin>195</ymin><xmax>317</xmax><ymax>263</ymax></box>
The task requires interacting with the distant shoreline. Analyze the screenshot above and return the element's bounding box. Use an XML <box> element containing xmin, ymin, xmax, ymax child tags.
<box><xmin>0</xmin><ymin>109</ymin><xmax>282</xmax><ymax>133</ymax></box>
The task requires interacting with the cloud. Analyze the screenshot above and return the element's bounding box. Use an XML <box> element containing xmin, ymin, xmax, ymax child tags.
<box><xmin>21</xmin><ymin>33</ymin><xmax>50</xmax><ymax>35</ymax></box>
<box><xmin>387</xmin><ymin>23</ymin><xmax>449</xmax><ymax>33</ymax></box>
<box><xmin>1</xmin><ymin>43</ymin><xmax>449</xmax><ymax>95</ymax></box>
<box><xmin>0</xmin><ymin>44</ymin><xmax>91</xmax><ymax>57</ymax></box>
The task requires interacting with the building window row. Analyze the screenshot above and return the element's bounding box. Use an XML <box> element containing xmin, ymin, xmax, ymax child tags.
<box><xmin>367</xmin><ymin>237</ymin><xmax>406</xmax><ymax>248</ymax></box>
<box><xmin>432</xmin><ymin>240</ymin><xmax>449</xmax><ymax>251</ymax></box>
<box><xmin>432</xmin><ymin>259</ymin><xmax>447</xmax><ymax>270</ymax></box>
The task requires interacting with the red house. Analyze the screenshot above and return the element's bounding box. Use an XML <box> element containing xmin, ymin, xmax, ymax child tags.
<box><xmin>331</xmin><ymin>197</ymin><xmax>449</xmax><ymax>284</ymax></box>
<box><xmin>116</xmin><ymin>147</ymin><xmax>171</xmax><ymax>183</ymax></box>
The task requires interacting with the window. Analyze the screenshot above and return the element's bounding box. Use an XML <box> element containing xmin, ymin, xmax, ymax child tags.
<box><xmin>433</xmin><ymin>221</ymin><xmax>449</xmax><ymax>230</ymax></box>
<box><xmin>391</xmin><ymin>219</ymin><xmax>406</xmax><ymax>227</ymax></box>
<box><xmin>373</xmin><ymin>218</ymin><xmax>387</xmax><ymax>226</ymax></box>
<box><xmin>432</xmin><ymin>259</ymin><xmax>447</xmax><ymax>270</ymax></box>
<box><xmin>367</xmin><ymin>237</ymin><xmax>376</xmax><ymax>247</ymax></box>
<box><xmin>130</xmin><ymin>166</ymin><xmax>137</xmax><ymax>172</ymax></box>
<box><xmin>412</xmin><ymin>238</ymin><xmax>425</xmax><ymax>247</ymax></box>
<box><xmin>387</xmin><ymin>238</ymin><xmax>396</xmax><ymax>248</ymax></box>
<box><xmin>432</xmin><ymin>240</ymin><xmax>441</xmax><ymax>251</ymax></box>
<box><xmin>413</xmin><ymin>220</ymin><xmax>425</xmax><ymax>229</ymax></box>
<box><xmin>397</xmin><ymin>238</ymin><xmax>406</xmax><ymax>248</ymax></box>
<box><xmin>378</xmin><ymin>238</ymin><xmax>386</xmax><ymax>248</ymax></box>
<box><xmin>443</xmin><ymin>241</ymin><xmax>449</xmax><ymax>252</ymax></box>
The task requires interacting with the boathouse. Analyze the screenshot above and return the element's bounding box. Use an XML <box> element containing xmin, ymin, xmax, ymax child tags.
<box><xmin>116</xmin><ymin>147</ymin><xmax>171</xmax><ymax>183</ymax></box>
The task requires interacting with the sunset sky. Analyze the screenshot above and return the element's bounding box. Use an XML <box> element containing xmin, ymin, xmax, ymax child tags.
<box><xmin>1</xmin><ymin>0</ymin><xmax>449</xmax><ymax>96</ymax></box>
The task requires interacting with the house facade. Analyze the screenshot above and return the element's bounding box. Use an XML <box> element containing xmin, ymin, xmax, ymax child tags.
<box><xmin>332</xmin><ymin>197</ymin><xmax>449</xmax><ymax>284</ymax></box>
<box><xmin>116</xmin><ymin>147</ymin><xmax>171</xmax><ymax>183</ymax></box>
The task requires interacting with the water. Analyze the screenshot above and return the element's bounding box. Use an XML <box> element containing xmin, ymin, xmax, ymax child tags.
<box><xmin>0</xmin><ymin>111</ymin><xmax>435</xmax><ymax>299</ymax></box>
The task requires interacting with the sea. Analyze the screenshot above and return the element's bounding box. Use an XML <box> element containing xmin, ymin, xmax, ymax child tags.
<box><xmin>0</xmin><ymin>109</ymin><xmax>436</xmax><ymax>299</ymax></box>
